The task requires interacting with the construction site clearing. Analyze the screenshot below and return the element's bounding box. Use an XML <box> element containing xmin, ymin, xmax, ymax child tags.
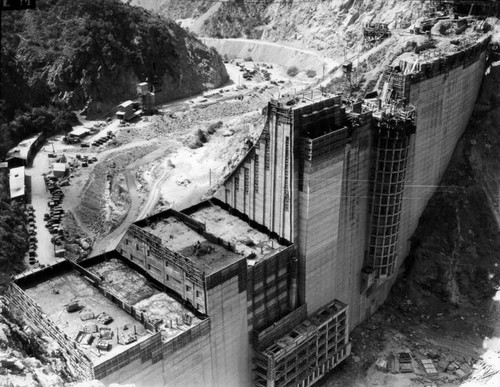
<box><xmin>15</xmin><ymin>256</ymin><xmax>203</xmax><ymax>366</ymax></box>
<box><xmin>5</xmin><ymin>3</ymin><xmax>500</xmax><ymax>386</ymax></box>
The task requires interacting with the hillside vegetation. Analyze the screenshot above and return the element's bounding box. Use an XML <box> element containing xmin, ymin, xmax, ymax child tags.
<box><xmin>0</xmin><ymin>0</ymin><xmax>228</xmax><ymax>122</ymax></box>
<box><xmin>0</xmin><ymin>172</ymin><xmax>27</xmax><ymax>291</ymax></box>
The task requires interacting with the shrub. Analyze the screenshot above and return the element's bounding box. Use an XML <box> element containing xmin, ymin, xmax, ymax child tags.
<box><xmin>287</xmin><ymin>66</ymin><xmax>299</xmax><ymax>77</ymax></box>
<box><xmin>244</xmin><ymin>55</ymin><xmax>253</xmax><ymax>62</ymax></box>
<box><xmin>197</xmin><ymin>129</ymin><xmax>207</xmax><ymax>143</ymax></box>
<box><xmin>207</xmin><ymin>120</ymin><xmax>223</xmax><ymax>134</ymax></box>
<box><xmin>306</xmin><ymin>69</ymin><xmax>317</xmax><ymax>78</ymax></box>
<box><xmin>188</xmin><ymin>129</ymin><xmax>207</xmax><ymax>149</ymax></box>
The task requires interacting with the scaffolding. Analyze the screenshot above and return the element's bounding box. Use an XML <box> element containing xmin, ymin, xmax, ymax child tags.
<box><xmin>253</xmin><ymin>300</ymin><xmax>350</xmax><ymax>387</ymax></box>
<box><xmin>366</xmin><ymin>111</ymin><xmax>415</xmax><ymax>279</ymax></box>
<box><xmin>363</xmin><ymin>22</ymin><xmax>390</xmax><ymax>50</ymax></box>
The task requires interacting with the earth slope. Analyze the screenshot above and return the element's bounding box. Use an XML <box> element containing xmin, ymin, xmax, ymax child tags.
<box><xmin>132</xmin><ymin>0</ymin><xmax>422</xmax><ymax>53</ymax></box>
<box><xmin>1</xmin><ymin>0</ymin><xmax>228</xmax><ymax>118</ymax></box>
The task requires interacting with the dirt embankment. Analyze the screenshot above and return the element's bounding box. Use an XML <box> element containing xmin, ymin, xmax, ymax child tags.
<box><xmin>74</xmin><ymin>143</ymin><xmax>159</xmax><ymax>237</ymax></box>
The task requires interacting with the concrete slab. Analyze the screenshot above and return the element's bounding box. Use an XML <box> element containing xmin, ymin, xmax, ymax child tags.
<box><xmin>87</xmin><ymin>258</ymin><xmax>202</xmax><ymax>341</ymax></box>
<box><xmin>24</xmin><ymin>271</ymin><xmax>149</xmax><ymax>363</ymax></box>
<box><xmin>189</xmin><ymin>204</ymin><xmax>286</xmax><ymax>261</ymax></box>
<box><xmin>87</xmin><ymin>259</ymin><xmax>157</xmax><ymax>305</ymax></box>
<box><xmin>142</xmin><ymin>216</ymin><xmax>242</xmax><ymax>274</ymax></box>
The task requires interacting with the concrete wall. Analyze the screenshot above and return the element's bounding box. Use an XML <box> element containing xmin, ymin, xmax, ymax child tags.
<box><xmin>96</xmin><ymin>333</ymin><xmax>163</xmax><ymax>385</ymax></box>
<box><xmin>399</xmin><ymin>49</ymin><xmax>488</xmax><ymax>271</ymax></box>
<box><xmin>215</xmin><ymin>104</ymin><xmax>294</xmax><ymax>241</ymax></box>
<box><xmin>296</xmin><ymin>134</ymin><xmax>347</xmax><ymax>314</ymax></box>
<box><xmin>247</xmin><ymin>245</ymin><xmax>296</xmax><ymax>332</ymax></box>
<box><xmin>365</xmin><ymin>44</ymin><xmax>489</xmax><ymax>317</ymax></box>
<box><xmin>207</xmin><ymin>269</ymin><xmax>251</xmax><ymax>386</ymax></box>
<box><xmin>335</xmin><ymin>117</ymin><xmax>373</xmax><ymax>326</ymax></box>
<box><xmin>117</xmin><ymin>225</ymin><xmax>207</xmax><ymax>314</ymax></box>
<box><xmin>99</xmin><ymin>321</ymin><xmax>213</xmax><ymax>387</ymax></box>
<box><xmin>161</xmin><ymin>324</ymin><xmax>213</xmax><ymax>387</ymax></box>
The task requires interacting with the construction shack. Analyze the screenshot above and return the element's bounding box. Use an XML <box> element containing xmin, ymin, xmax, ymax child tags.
<box><xmin>5</xmin><ymin>133</ymin><xmax>44</xmax><ymax>167</ymax></box>
<box><xmin>116</xmin><ymin>101</ymin><xmax>135</xmax><ymax>121</ymax></box>
<box><xmin>53</xmin><ymin>163</ymin><xmax>67</xmax><ymax>179</ymax></box>
<box><xmin>70</xmin><ymin>127</ymin><xmax>90</xmax><ymax>140</ymax></box>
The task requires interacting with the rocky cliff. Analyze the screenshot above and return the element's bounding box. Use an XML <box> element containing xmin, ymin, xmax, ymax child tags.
<box><xmin>0</xmin><ymin>296</ymin><xmax>71</xmax><ymax>386</ymax></box>
<box><xmin>133</xmin><ymin>0</ymin><xmax>422</xmax><ymax>54</ymax></box>
<box><xmin>1</xmin><ymin>0</ymin><xmax>228</xmax><ymax>119</ymax></box>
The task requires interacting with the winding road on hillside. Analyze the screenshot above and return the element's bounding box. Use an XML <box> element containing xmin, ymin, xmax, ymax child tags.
<box><xmin>202</xmin><ymin>37</ymin><xmax>339</xmax><ymax>74</ymax></box>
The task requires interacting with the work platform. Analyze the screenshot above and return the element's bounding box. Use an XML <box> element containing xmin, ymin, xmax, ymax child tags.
<box><xmin>185</xmin><ymin>201</ymin><xmax>287</xmax><ymax>263</ymax></box>
<box><xmin>254</xmin><ymin>300</ymin><xmax>351</xmax><ymax>387</ymax></box>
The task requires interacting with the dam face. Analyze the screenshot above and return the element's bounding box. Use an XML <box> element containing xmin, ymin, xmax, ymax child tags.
<box><xmin>6</xmin><ymin>33</ymin><xmax>492</xmax><ymax>387</ymax></box>
<box><xmin>215</xmin><ymin>37</ymin><xmax>490</xmax><ymax>330</ymax></box>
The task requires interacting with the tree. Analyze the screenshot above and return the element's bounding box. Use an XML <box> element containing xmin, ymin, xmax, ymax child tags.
<box><xmin>287</xmin><ymin>66</ymin><xmax>299</xmax><ymax>77</ymax></box>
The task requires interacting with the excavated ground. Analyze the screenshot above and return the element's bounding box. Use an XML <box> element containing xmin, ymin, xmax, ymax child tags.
<box><xmin>54</xmin><ymin>62</ymin><xmax>308</xmax><ymax>259</ymax></box>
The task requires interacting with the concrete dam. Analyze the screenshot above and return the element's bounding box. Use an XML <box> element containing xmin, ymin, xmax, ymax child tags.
<box><xmin>5</xmin><ymin>26</ymin><xmax>493</xmax><ymax>387</ymax></box>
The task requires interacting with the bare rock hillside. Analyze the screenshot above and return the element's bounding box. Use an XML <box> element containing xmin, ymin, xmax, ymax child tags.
<box><xmin>132</xmin><ymin>0</ymin><xmax>423</xmax><ymax>55</ymax></box>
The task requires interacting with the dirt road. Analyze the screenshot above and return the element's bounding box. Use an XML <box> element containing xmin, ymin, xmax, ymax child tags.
<box><xmin>202</xmin><ymin>37</ymin><xmax>338</xmax><ymax>74</ymax></box>
<box><xmin>25</xmin><ymin>147</ymin><xmax>56</xmax><ymax>267</ymax></box>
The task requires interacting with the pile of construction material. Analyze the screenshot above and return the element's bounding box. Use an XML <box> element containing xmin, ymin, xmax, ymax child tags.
<box><xmin>374</xmin><ymin>345</ymin><xmax>476</xmax><ymax>383</ymax></box>
<box><xmin>65</xmin><ymin>301</ymin><xmax>124</xmax><ymax>352</ymax></box>
<box><xmin>378</xmin><ymin>351</ymin><xmax>415</xmax><ymax>374</ymax></box>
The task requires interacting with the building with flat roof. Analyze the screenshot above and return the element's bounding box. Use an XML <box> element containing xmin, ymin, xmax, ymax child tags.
<box><xmin>9</xmin><ymin>256</ymin><xmax>209</xmax><ymax>383</ymax></box>
<box><xmin>70</xmin><ymin>127</ymin><xmax>91</xmax><ymax>139</ymax></box>
<box><xmin>53</xmin><ymin>162</ymin><xmax>67</xmax><ymax>178</ymax></box>
<box><xmin>9</xmin><ymin>166</ymin><xmax>25</xmax><ymax>201</ymax></box>
<box><xmin>5</xmin><ymin>133</ymin><xmax>43</xmax><ymax>167</ymax></box>
<box><xmin>116</xmin><ymin>100</ymin><xmax>136</xmax><ymax>121</ymax></box>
